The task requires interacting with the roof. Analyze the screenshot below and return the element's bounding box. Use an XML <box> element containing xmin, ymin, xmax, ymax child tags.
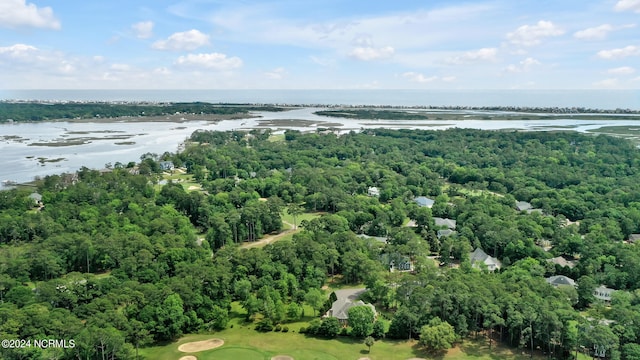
<box><xmin>469</xmin><ymin>248</ymin><xmax>501</xmax><ymax>271</ymax></box>
<box><xmin>547</xmin><ymin>256</ymin><xmax>577</xmax><ymax>268</ymax></box>
<box><xmin>328</xmin><ymin>299</ymin><xmax>376</xmax><ymax>320</ymax></box>
<box><xmin>515</xmin><ymin>201</ymin><xmax>532</xmax><ymax>211</ymax></box>
<box><xmin>414</xmin><ymin>196</ymin><xmax>434</xmax><ymax>208</ymax></box>
<box><xmin>434</xmin><ymin>217</ymin><xmax>456</xmax><ymax>229</ymax></box>
<box><xmin>367</xmin><ymin>187</ymin><xmax>380</xmax><ymax>196</ymax></box>
<box><xmin>29</xmin><ymin>192</ymin><xmax>42</xmax><ymax>201</ymax></box>
<box><xmin>327</xmin><ymin>288</ymin><xmax>376</xmax><ymax>320</ymax></box>
<box><xmin>546</xmin><ymin>275</ymin><xmax>577</xmax><ymax>287</ymax></box>
<box><xmin>593</xmin><ymin>285</ymin><xmax>616</xmax><ymax>301</ymax></box>
<box><xmin>629</xmin><ymin>234</ymin><xmax>640</xmax><ymax>243</ymax></box>
<box><xmin>357</xmin><ymin>234</ymin><xmax>387</xmax><ymax>244</ymax></box>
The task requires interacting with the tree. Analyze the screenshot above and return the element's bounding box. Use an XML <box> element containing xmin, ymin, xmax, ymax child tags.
<box><xmin>419</xmin><ymin>318</ymin><xmax>457</xmax><ymax>352</ymax></box>
<box><xmin>304</xmin><ymin>288</ymin><xmax>325</xmax><ymax>317</ymax></box>
<box><xmin>372</xmin><ymin>320</ymin><xmax>386</xmax><ymax>339</ymax></box>
<box><xmin>364</xmin><ymin>336</ymin><xmax>375</xmax><ymax>353</ymax></box>
<box><xmin>155</xmin><ymin>293</ymin><xmax>186</xmax><ymax>340</ymax></box>
<box><xmin>318</xmin><ymin>317</ymin><xmax>341</xmax><ymax>338</ymax></box>
<box><xmin>288</xmin><ymin>203</ymin><xmax>304</xmax><ymax>229</ymax></box>
<box><xmin>348</xmin><ymin>305</ymin><xmax>375</xmax><ymax>338</ymax></box>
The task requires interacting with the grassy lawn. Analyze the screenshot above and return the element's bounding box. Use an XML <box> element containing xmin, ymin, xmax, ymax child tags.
<box><xmin>156</xmin><ymin>172</ymin><xmax>202</xmax><ymax>192</ymax></box>
<box><xmin>268</xmin><ymin>133</ymin><xmax>286</xmax><ymax>142</ymax></box>
<box><xmin>281</xmin><ymin>209</ymin><xmax>322</xmax><ymax>227</ymax></box>
<box><xmin>140</xmin><ymin>301</ymin><xmax>543</xmax><ymax>360</ymax></box>
<box><xmin>139</xmin><ymin>331</ymin><xmax>541</xmax><ymax>360</ymax></box>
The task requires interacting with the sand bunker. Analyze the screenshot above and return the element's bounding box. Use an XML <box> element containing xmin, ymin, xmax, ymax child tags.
<box><xmin>178</xmin><ymin>339</ymin><xmax>224</xmax><ymax>353</ymax></box>
<box><xmin>179</xmin><ymin>356</ymin><xmax>197</xmax><ymax>360</ymax></box>
<box><xmin>271</xmin><ymin>356</ymin><xmax>294</xmax><ymax>360</ymax></box>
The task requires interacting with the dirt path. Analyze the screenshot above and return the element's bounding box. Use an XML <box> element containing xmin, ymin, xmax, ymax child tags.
<box><xmin>241</xmin><ymin>220</ymin><xmax>298</xmax><ymax>249</ymax></box>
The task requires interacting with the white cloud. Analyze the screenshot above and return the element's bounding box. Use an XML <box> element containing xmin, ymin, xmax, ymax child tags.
<box><xmin>0</xmin><ymin>0</ymin><xmax>60</xmax><ymax>29</ymax></box>
<box><xmin>593</xmin><ymin>78</ymin><xmax>620</xmax><ymax>88</ymax></box>
<box><xmin>0</xmin><ymin>43</ymin><xmax>38</xmax><ymax>58</ymax></box>
<box><xmin>110</xmin><ymin>64</ymin><xmax>131</xmax><ymax>72</ymax></box>
<box><xmin>447</xmin><ymin>48</ymin><xmax>497</xmax><ymax>64</ymax></box>
<box><xmin>607</xmin><ymin>66</ymin><xmax>636</xmax><ymax>75</ymax></box>
<box><xmin>132</xmin><ymin>21</ymin><xmax>154</xmax><ymax>39</ymax></box>
<box><xmin>265</xmin><ymin>67</ymin><xmax>286</xmax><ymax>80</ymax></box>
<box><xmin>175</xmin><ymin>53</ymin><xmax>242</xmax><ymax>70</ymax></box>
<box><xmin>505</xmin><ymin>57</ymin><xmax>541</xmax><ymax>73</ymax></box>
<box><xmin>614</xmin><ymin>0</ymin><xmax>640</xmax><ymax>12</ymax></box>
<box><xmin>441</xmin><ymin>76</ymin><xmax>457</xmax><ymax>82</ymax></box>
<box><xmin>597</xmin><ymin>45</ymin><xmax>640</xmax><ymax>59</ymax></box>
<box><xmin>152</xmin><ymin>30</ymin><xmax>210</xmax><ymax>51</ymax></box>
<box><xmin>402</xmin><ymin>72</ymin><xmax>438</xmax><ymax>83</ymax></box>
<box><xmin>574</xmin><ymin>24</ymin><xmax>613</xmax><ymax>40</ymax></box>
<box><xmin>348</xmin><ymin>46</ymin><xmax>394</xmax><ymax>61</ymax></box>
<box><xmin>507</xmin><ymin>20</ymin><xmax>564</xmax><ymax>46</ymax></box>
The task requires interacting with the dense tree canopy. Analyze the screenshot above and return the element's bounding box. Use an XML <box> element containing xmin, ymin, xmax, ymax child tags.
<box><xmin>2</xmin><ymin>127</ymin><xmax>640</xmax><ymax>359</ymax></box>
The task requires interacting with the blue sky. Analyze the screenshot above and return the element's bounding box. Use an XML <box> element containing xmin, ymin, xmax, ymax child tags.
<box><xmin>1</xmin><ymin>0</ymin><xmax>639</xmax><ymax>89</ymax></box>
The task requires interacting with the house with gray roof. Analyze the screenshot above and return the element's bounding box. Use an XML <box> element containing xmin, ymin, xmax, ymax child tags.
<box><xmin>628</xmin><ymin>234</ymin><xmax>640</xmax><ymax>244</ymax></box>
<box><xmin>469</xmin><ymin>248</ymin><xmax>501</xmax><ymax>272</ymax></box>
<box><xmin>159</xmin><ymin>161</ymin><xmax>174</xmax><ymax>171</ymax></box>
<box><xmin>357</xmin><ymin>234</ymin><xmax>388</xmax><ymax>244</ymax></box>
<box><xmin>325</xmin><ymin>288</ymin><xmax>376</xmax><ymax>325</ymax></box>
<box><xmin>515</xmin><ymin>200</ymin><xmax>543</xmax><ymax>214</ymax></box>
<box><xmin>546</xmin><ymin>275</ymin><xmax>577</xmax><ymax>288</ymax></box>
<box><xmin>547</xmin><ymin>256</ymin><xmax>577</xmax><ymax>269</ymax></box>
<box><xmin>367</xmin><ymin>186</ymin><xmax>380</xmax><ymax>197</ymax></box>
<box><xmin>29</xmin><ymin>192</ymin><xmax>42</xmax><ymax>203</ymax></box>
<box><xmin>433</xmin><ymin>217</ymin><xmax>456</xmax><ymax>229</ymax></box>
<box><xmin>414</xmin><ymin>196</ymin><xmax>434</xmax><ymax>208</ymax></box>
<box><xmin>593</xmin><ymin>285</ymin><xmax>616</xmax><ymax>303</ymax></box>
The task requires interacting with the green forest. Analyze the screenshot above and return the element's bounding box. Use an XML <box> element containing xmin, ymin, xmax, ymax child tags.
<box><xmin>2</xmin><ymin>128</ymin><xmax>640</xmax><ymax>359</ymax></box>
<box><xmin>0</xmin><ymin>102</ymin><xmax>283</xmax><ymax>122</ymax></box>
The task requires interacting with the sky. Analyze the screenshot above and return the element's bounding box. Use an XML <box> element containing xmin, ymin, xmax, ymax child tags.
<box><xmin>1</xmin><ymin>0</ymin><xmax>639</xmax><ymax>90</ymax></box>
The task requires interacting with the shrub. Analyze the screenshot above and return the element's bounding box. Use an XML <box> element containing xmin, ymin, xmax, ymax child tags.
<box><xmin>255</xmin><ymin>319</ymin><xmax>274</xmax><ymax>332</ymax></box>
<box><xmin>282</xmin><ymin>326</ymin><xmax>289</xmax><ymax>333</ymax></box>
<box><xmin>275</xmin><ymin>324</ymin><xmax>282</xmax><ymax>332</ymax></box>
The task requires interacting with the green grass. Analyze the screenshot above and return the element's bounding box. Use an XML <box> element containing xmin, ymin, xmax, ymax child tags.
<box><xmin>281</xmin><ymin>209</ymin><xmax>322</xmax><ymax>227</ymax></box>
<box><xmin>140</xmin><ymin>300</ymin><xmax>545</xmax><ymax>360</ymax></box>
<box><xmin>268</xmin><ymin>133</ymin><xmax>286</xmax><ymax>142</ymax></box>
<box><xmin>140</xmin><ymin>330</ymin><xmax>541</xmax><ymax>360</ymax></box>
<box><xmin>155</xmin><ymin>172</ymin><xmax>202</xmax><ymax>192</ymax></box>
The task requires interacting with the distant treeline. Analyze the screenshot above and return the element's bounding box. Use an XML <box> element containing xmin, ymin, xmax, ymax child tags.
<box><xmin>316</xmin><ymin>109</ymin><xmax>431</xmax><ymax>120</ymax></box>
<box><xmin>315</xmin><ymin>108</ymin><xmax>640</xmax><ymax>121</ymax></box>
<box><xmin>0</xmin><ymin>102</ymin><xmax>285</xmax><ymax>122</ymax></box>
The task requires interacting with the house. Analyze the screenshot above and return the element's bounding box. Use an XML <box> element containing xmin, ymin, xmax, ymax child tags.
<box><xmin>469</xmin><ymin>248</ymin><xmax>501</xmax><ymax>271</ymax></box>
<box><xmin>381</xmin><ymin>253</ymin><xmax>413</xmax><ymax>272</ymax></box>
<box><xmin>547</xmin><ymin>256</ymin><xmax>577</xmax><ymax>269</ymax></box>
<box><xmin>357</xmin><ymin>234</ymin><xmax>388</xmax><ymax>244</ymax></box>
<box><xmin>367</xmin><ymin>186</ymin><xmax>380</xmax><ymax>197</ymax></box>
<box><xmin>628</xmin><ymin>234</ymin><xmax>640</xmax><ymax>244</ymax></box>
<box><xmin>325</xmin><ymin>288</ymin><xmax>376</xmax><ymax>325</ymax></box>
<box><xmin>515</xmin><ymin>200</ymin><xmax>543</xmax><ymax>214</ymax></box>
<box><xmin>593</xmin><ymin>285</ymin><xmax>616</xmax><ymax>303</ymax></box>
<box><xmin>437</xmin><ymin>229</ymin><xmax>457</xmax><ymax>238</ymax></box>
<box><xmin>414</xmin><ymin>196</ymin><xmax>434</xmax><ymax>208</ymax></box>
<box><xmin>159</xmin><ymin>161</ymin><xmax>175</xmax><ymax>171</ymax></box>
<box><xmin>546</xmin><ymin>275</ymin><xmax>577</xmax><ymax>288</ymax></box>
<box><xmin>515</xmin><ymin>201</ymin><xmax>532</xmax><ymax>211</ymax></box>
<box><xmin>29</xmin><ymin>192</ymin><xmax>43</xmax><ymax>205</ymax></box>
<box><xmin>433</xmin><ymin>217</ymin><xmax>457</xmax><ymax>229</ymax></box>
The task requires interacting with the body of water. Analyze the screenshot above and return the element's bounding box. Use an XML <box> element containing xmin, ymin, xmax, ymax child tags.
<box><xmin>2</xmin><ymin>106</ymin><xmax>640</xmax><ymax>185</ymax></box>
<box><xmin>1</xmin><ymin>89</ymin><xmax>640</xmax><ymax>185</ymax></box>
